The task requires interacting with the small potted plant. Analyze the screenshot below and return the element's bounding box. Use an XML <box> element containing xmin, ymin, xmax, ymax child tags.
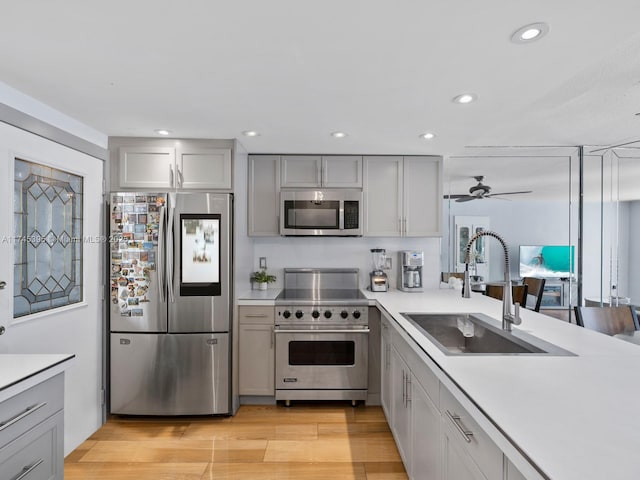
<box><xmin>251</xmin><ymin>270</ymin><xmax>277</xmax><ymax>290</ymax></box>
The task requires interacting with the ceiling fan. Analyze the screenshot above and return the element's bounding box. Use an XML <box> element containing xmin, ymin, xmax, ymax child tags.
<box><xmin>443</xmin><ymin>176</ymin><xmax>533</xmax><ymax>202</ymax></box>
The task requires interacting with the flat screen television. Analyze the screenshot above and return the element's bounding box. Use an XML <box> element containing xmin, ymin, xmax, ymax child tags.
<box><xmin>519</xmin><ymin>245</ymin><xmax>575</xmax><ymax>279</ymax></box>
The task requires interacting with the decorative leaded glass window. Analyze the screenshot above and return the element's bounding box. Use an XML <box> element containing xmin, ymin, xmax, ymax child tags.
<box><xmin>14</xmin><ymin>159</ymin><xmax>83</xmax><ymax>317</ymax></box>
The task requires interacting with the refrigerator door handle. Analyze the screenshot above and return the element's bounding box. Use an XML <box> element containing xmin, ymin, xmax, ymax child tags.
<box><xmin>167</xmin><ymin>197</ymin><xmax>176</xmax><ymax>304</ymax></box>
<box><xmin>157</xmin><ymin>205</ymin><xmax>167</xmax><ymax>303</ymax></box>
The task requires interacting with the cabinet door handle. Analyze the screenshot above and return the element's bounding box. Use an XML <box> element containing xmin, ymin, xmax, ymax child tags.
<box><xmin>14</xmin><ymin>459</ymin><xmax>44</xmax><ymax>480</ymax></box>
<box><xmin>0</xmin><ymin>402</ymin><xmax>47</xmax><ymax>432</ymax></box>
<box><xmin>405</xmin><ymin>374</ymin><xmax>411</xmax><ymax>407</ymax></box>
<box><xmin>403</xmin><ymin>217</ymin><xmax>408</xmax><ymax>236</ymax></box>
<box><xmin>177</xmin><ymin>165</ymin><xmax>184</xmax><ymax>187</ymax></box>
<box><xmin>271</xmin><ymin>326</ymin><xmax>275</xmax><ymax>349</ymax></box>
<box><xmin>445</xmin><ymin>410</ymin><xmax>474</xmax><ymax>443</ymax></box>
<box><xmin>401</xmin><ymin>369</ymin><xmax>406</xmax><ymax>404</ymax></box>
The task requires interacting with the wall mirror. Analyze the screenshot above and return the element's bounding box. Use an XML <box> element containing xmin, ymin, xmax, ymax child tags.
<box><xmin>441</xmin><ymin>147</ymin><xmax>580</xmax><ymax>319</ymax></box>
<box><xmin>582</xmin><ymin>143</ymin><xmax>640</xmax><ymax>307</ymax></box>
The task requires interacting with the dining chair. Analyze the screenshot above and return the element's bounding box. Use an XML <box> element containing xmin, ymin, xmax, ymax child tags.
<box><xmin>573</xmin><ymin>305</ymin><xmax>639</xmax><ymax>336</ymax></box>
<box><xmin>484</xmin><ymin>284</ymin><xmax>528</xmax><ymax>306</ymax></box>
<box><xmin>521</xmin><ymin>277</ymin><xmax>546</xmax><ymax>312</ymax></box>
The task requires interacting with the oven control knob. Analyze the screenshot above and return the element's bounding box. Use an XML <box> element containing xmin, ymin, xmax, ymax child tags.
<box><xmin>353</xmin><ymin>310</ymin><xmax>361</xmax><ymax>319</ymax></box>
<box><xmin>340</xmin><ymin>310</ymin><xmax>349</xmax><ymax>319</ymax></box>
<box><xmin>324</xmin><ymin>310</ymin><xmax>332</xmax><ymax>319</ymax></box>
<box><xmin>282</xmin><ymin>310</ymin><xmax>291</xmax><ymax>319</ymax></box>
<box><xmin>311</xmin><ymin>310</ymin><xmax>320</xmax><ymax>318</ymax></box>
<box><xmin>295</xmin><ymin>310</ymin><xmax>304</xmax><ymax>319</ymax></box>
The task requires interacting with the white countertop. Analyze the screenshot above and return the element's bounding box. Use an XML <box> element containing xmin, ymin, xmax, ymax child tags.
<box><xmin>237</xmin><ymin>288</ymin><xmax>281</xmax><ymax>305</ymax></box>
<box><xmin>363</xmin><ymin>287</ymin><xmax>640</xmax><ymax>480</ymax></box>
<box><xmin>0</xmin><ymin>354</ymin><xmax>75</xmax><ymax>403</ymax></box>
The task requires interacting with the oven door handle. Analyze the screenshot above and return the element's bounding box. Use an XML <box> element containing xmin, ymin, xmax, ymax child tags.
<box><xmin>274</xmin><ymin>329</ymin><xmax>370</xmax><ymax>334</ymax></box>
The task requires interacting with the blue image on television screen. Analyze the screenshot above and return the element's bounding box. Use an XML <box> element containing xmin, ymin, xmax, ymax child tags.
<box><xmin>519</xmin><ymin>245</ymin><xmax>575</xmax><ymax>278</ymax></box>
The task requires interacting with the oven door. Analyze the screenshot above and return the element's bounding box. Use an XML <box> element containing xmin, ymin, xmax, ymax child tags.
<box><xmin>274</xmin><ymin>328</ymin><xmax>369</xmax><ymax>390</ymax></box>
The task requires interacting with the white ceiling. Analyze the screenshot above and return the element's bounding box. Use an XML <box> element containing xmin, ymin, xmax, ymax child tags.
<box><xmin>2</xmin><ymin>1</ymin><xmax>640</xmax><ymax>158</ymax></box>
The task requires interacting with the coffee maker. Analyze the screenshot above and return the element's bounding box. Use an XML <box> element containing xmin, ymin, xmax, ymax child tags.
<box><xmin>398</xmin><ymin>250</ymin><xmax>424</xmax><ymax>292</ymax></box>
<box><xmin>369</xmin><ymin>248</ymin><xmax>389</xmax><ymax>292</ymax></box>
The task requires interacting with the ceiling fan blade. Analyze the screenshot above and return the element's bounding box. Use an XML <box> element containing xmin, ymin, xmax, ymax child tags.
<box><xmin>443</xmin><ymin>194</ymin><xmax>471</xmax><ymax>199</ymax></box>
<box><xmin>485</xmin><ymin>190</ymin><xmax>533</xmax><ymax>197</ymax></box>
<box><xmin>455</xmin><ymin>196</ymin><xmax>478</xmax><ymax>203</ymax></box>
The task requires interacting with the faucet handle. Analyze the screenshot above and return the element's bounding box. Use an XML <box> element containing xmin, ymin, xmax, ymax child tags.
<box><xmin>512</xmin><ymin>302</ymin><xmax>522</xmax><ymax>326</ymax></box>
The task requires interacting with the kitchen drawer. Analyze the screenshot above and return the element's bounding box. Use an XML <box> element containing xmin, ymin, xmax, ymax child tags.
<box><xmin>0</xmin><ymin>374</ymin><xmax>64</xmax><ymax>449</ymax></box>
<box><xmin>239</xmin><ymin>306</ymin><xmax>275</xmax><ymax>325</ymax></box>
<box><xmin>0</xmin><ymin>410</ymin><xmax>63</xmax><ymax>480</ymax></box>
<box><xmin>440</xmin><ymin>386</ymin><xmax>502</xmax><ymax>480</ymax></box>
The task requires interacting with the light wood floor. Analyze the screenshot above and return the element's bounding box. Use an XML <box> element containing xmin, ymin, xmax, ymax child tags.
<box><xmin>64</xmin><ymin>403</ymin><xmax>408</xmax><ymax>480</ymax></box>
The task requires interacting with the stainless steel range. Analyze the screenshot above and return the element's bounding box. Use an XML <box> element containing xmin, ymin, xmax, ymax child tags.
<box><xmin>275</xmin><ymin>268</ymin><xmax>369</xmax><ymax>406</ymax></box>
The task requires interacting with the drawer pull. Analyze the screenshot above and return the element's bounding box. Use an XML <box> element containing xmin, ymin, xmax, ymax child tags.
<box><xmin>245</xmin><ymin>314</ymin><xmax>268</xmax><ymax>318</ymax></box>
<box><xmin>0</xmin><ymin>402</ymin><xmax>47</xmax><ymax>431</ymax></box>
<box><xmin>13</xmin><ymin>458</ymin><xmax>44</xmax><ymax>480</ymax></box>
<box><xmin>446</xmin><ymin>410</ymin><xmax>474</xmax><ymax>443</ymax></box>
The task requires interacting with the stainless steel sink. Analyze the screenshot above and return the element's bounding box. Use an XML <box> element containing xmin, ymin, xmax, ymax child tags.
<box><xmin>401</xmin><ymin>312</ymin><xmax>575</xmax><ymax>356</ymax></box>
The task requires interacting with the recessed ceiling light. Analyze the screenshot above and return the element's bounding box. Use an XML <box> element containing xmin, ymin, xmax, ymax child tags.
<box><xmin>331</xmin><ymin>131</ymin><xmax>347</xmax><ymax>138</ymax></box>
<box><xmin>420</xmin><ymin>132</ymin><xmax>436</xmax><ymax>140</ymax></box>
<box><xmin>511</xmin><ymin>22</ymin><xmax>549</xmax><ymax>44</ymax></box>
<box><xmin>452</xmin><ymin>93</ymin><xmax>477</xmax><ymax>104</ymax></box>
<box><xmin>242</xmin><ymin>130</ymin><xmax>259</xmax><ymax>137</ymax></box>
<box><xmin>154</xmin><ymin>129</ymin><xmax>171</xmax><ymax>136</ymax></box>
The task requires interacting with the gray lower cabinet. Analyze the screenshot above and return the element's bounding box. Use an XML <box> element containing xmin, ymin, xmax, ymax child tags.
<box><xmin>381</xmin><ymin>311</ymin><xmax>537</xmax><ymax>480</ymax></box>
<box><xmin>440</xmin><ymin>386</ymin><xmax>502</xmax><ymax>480</ymax></box>
<box><xmin>390</xmin><ymin>346</ymin><xmax>412</xmax><ymax>465</ymax></box>
<box><xmin>411</xmin><ymin>379</ymin><xmax>440</xmax><ymax>480</ymax></box>
<box><xmin>238</xmin><ymin>306</ymin><xmax>275</xmax><ymax>396</ymax></box>
<box><xmin>382</xmin><ymin>311</ymin><xmax>441</xmax><ymax>479</ymax></box>
<box><xmin>0</xmin><ymin>374</ymin><xmax>65</xmax><ymax>480</ymax></box>
<box><xmin>380</xmin><ymin>316</ymin><xmax>393</xmax><ymax>417</ymax></box>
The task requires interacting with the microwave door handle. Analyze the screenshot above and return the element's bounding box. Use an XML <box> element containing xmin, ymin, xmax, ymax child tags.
<box><xmin>157</xmin><ymin>205</ymin><xmax>166</xmax><ymax>303</ymax></box>
<box><xmin>339</xmin><ymin>201</ymin><xmax>344</xmax><ymax>230</ymax></box>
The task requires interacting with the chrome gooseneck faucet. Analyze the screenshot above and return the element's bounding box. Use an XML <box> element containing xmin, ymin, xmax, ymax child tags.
<box><xmin>462</xmin><ymin>230</ymin><xmax>522</xmax><ymax>331</ymax></box>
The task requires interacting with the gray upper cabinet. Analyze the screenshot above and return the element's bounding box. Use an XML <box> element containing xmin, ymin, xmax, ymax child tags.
<box><xmin>364</xmin><ymin>155</ymin><xmax>442</xmax><ymax>237</ymax></box>
<box><xmin>176</xmin><ymin>147</ymin><xmax>232</xmax><ymax>190</ymax></box>
<box><xmin>119</xmin><ymin>146</ymin><xmax>175</xmax><ymax>189</ymax></box>
<box><xmin>281</xmin><ymin>155</ymin><xmax>322</xmax><ymax>187</ymax></box>
<box><xmin>248</xmin><ymin>155</ymin><xmax>281</xmax><ymax>236</ymax></box>
<box><xmin>110</xmin><ymin>138</ymin><xmax>233</xmax><ymax>191</ymax></box>
<box><xmin>364</xmin><ymin>156</ymin><xmax>404</xmax><ymax>236</ymax></box>
<box><xmin>322</xmin><ymin>156</ymin><xmax>362</xmax><ymax>188</ymax></box>
<box><xmin>403</xmin><ymin>156</ymin><xmax>442</xmax><ymax>236</ymax></box>
<box><xmin>281</xmin><ymin>155</ymin><xmax>362</xmax><ymax>188</ymax></box>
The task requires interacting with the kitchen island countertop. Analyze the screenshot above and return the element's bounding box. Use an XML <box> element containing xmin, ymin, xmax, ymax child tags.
<box><xmin>362</xmin><ymin>287</ymin><xmax>640</xmax><ymax>480</ymax></box>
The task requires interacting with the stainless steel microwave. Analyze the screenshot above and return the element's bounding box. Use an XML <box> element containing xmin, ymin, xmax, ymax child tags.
<box><xmin>280</xmin><ymin>190</ymin><xmax>363</xmax><ymax>236</ymax></box>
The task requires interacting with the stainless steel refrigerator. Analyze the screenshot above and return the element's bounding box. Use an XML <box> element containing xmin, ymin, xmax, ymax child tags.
<box><xmin>109</xmin><ymin>192</ymin><xmax>232</xmax><ymax>415</ymax></box>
